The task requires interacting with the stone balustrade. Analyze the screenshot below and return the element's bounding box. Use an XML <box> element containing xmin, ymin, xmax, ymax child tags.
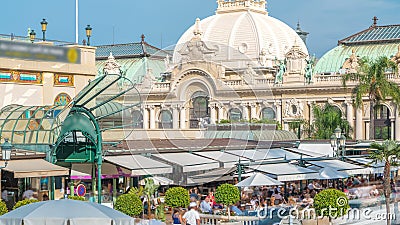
<box><xmin>199</xmin><ymin>214</ymin><xmax>259</xmax><ymax>225</ymax></box>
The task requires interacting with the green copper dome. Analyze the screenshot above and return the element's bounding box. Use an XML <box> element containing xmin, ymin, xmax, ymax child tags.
<box><xmin>315</xmin><ymin>43</ymin><xmax>399</xmax><ymax>74</ymax></box>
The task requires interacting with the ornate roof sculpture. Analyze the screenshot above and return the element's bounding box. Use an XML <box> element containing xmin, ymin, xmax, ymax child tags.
<box><xmin>173</xmin><ymin>0</ymin><xmax>308</xmax><ymax>69</ymax></box>
<box><xmin>95</xmin><ymin>35</ymin><xmax>168</xmax><ymax>84</ymax></box>
<box><xmin>315</xmin><ymin>17</ymin><xmax>400</xmax><ymax>74</ymax></box>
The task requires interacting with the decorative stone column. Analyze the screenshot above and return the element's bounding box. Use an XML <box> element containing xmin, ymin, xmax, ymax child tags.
<box><xmin>180</xmin><ymin>106</ymin><xmax>186</xmax><ymax>129</ymax></box>
<box><xmin>355</xmin><ymin>108</ymin><xmax>363</xmax><ymax>140</ymax></box>
<box><xmin>275</xmin><ymin>100</ymin><xmax>282</xmax><ymax>126</ymax></box>
<box><xmin>307</xmin><ymin>101</ymin><xmax>314</xmax><ymax>123</ymax></box>
<box><xmin>250</xmin><ymin>103</ymin><xmax>258</xmax><ymax>120</ymax></box>
<box><xmin>142</xmin><ymin>106</ymin><xmax>149</xmax><ymax>129</ymax></box>
<box><xmin>149</xmin><ymin>105</ymin><xmax>156</xmax><ymax>129</ymax></box>
<box><xmin>210</xmin><ymin>104</ymin><xmax>216</xmax><ymax>124</ymax></box>
<box><xmin>241</xmin><ymin>103</ymin><xmax>249</xmax><ymax>121</ymax></box>
<box><xmin>391</xmin><ymin>119</ymin><xmax>395</xmax><ymax>140</ymax></box>
<box><xmin>346</xmin><ymin>100</ymin><xmax>354</xmax><ymax>129</ymax></box>
<box><xmin>172</xmin><ymin>105</ymin><xmax>179</xmax><ymax>129</ymax></box>
<box><xmin>396</xmin><ymin>106</ymin><xmax>400</xmax><ymax>140</ymax></box>
<box><xmin>218</xmin><ymin>105</ymin><xmax>224</xmax><ymax>122</ymax></box>
<box><xmin>365</xmin><ymin>121</ymin><xmax>370</xmax><ymax>140</ymax></box>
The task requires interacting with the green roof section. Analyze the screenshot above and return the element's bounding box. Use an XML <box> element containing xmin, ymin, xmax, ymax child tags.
<box><xmin>315</xmin><ymin>43</ymin><xmax>400</xmax><ymax>74</ymax></box>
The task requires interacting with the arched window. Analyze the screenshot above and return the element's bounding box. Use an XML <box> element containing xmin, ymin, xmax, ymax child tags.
<box><xmin>229</xmin><ymin>108</ymin><xmax>242</xmax><ymax>122</ymax></box>
<box><xmin>159</xmin><ymin>110</ymin><xmax>173</xmax><ymax>129</ymax></box>
<box><xmin>261</xmin><ymin>107</ymin><xmax>275</xmax><ymax>120</ymax></box>
<box><xmin>132</xmin><ymin>110</ymin><xmax>143</xmax><ymax>129</ymax></box>
<box><xmin>374</xmin><ymin>105</ymin><xmax>390</xmax><ymax>140</ymax></box>
<box><xmin>190</xmin><ymin>95</ymin><xmax>209</xmax><ymax>128</ymax></box>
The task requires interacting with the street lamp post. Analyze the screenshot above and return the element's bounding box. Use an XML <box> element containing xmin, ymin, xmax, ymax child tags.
<box><xmin>0</xmin><ymin>138</ymin><xmax>12</xmax><ymax>200</ymax></box>
<box><xmin>85</xmin><ymin>25</ymin><xmax>92</xmax><ymax>46</ymax></box>
<box><xmin>330</xmin><ymin>127</ymin><xmax>346</xmax><ymax>160</ymax></box>
<box><xmin>29</xmin><ymin>30</ymin><xmax>36</xmax><ymax>43</ymax></box>
<box><xmin>40</xmin><ymin>19</ymin><xmax>48</xmax><ymax>41</ymax></box>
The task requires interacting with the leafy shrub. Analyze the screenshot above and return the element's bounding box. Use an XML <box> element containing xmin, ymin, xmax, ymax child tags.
<box><xmin>165</xmin><ymin>187</ymin><xmax>190</xmax><ymax>208</ymax></box>
<box><xmin>68</xmin><ymin>195</ymin><xmax>86</xmax><ymax>201</ymax></box>
<box><xmin>0</xmin><ymin>201</ymin><xmax>7</xmax><ymax>215</ymax></box>
<box><xmin>13</xmin><ymin>199</ymin><xmax>39</xmax><ymax>210</ymax></box>
<box><xmin>114</xmin><ymin>194</ymin><xmax>143</xmax><ymax>217</ymax></box>
<box><xmin>218</xmin><ymin>119</ymin><xmax>231</xmax><ymax>124</ymax></box>
<box><xmin>314</xmin><ymin>189</ymin><xmax>350</xmax><ymax>218</ymax></box>
<box><xmin>214</xmin><ymin>183</ymin><xmax>240</xmax><ymax>206</ymax></box>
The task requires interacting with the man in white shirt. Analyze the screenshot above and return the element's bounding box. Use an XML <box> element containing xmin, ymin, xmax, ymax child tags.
<box><xmin>183</xmin><ymin>202</ymin><xmax>200</xmax><ymax>225</ymax></box>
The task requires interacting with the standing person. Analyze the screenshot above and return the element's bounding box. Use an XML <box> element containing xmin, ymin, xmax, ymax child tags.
<box><xmin>182</xmin><ymin>202</ymin><xmax>200</xmax><ymax>225</ymax></box>
<box><xmin>207</xmin><ymin>191</ymin><xmax>215</xmax><ymax>208</ymax></box>
<box><xmin>172</xmin><ymin>208</ymin><xmax>183</xmax><ymax>225</ymax></box>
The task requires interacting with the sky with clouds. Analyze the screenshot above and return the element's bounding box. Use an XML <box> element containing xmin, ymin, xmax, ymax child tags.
<box><xmin>2</xmin><ymin>0</ymin><xmax>400</xmax><ymax>57</ymax></box>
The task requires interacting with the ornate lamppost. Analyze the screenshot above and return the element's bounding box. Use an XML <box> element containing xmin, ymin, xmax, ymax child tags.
<box><xmin>40</xmin><ymin>19</ymin><xmax>48</xmax><ymax>41</ymax></box>
<box><xmin>330</xmin><ymin>127</ymin><xmax>346</xmax><ymax>160</ymax></box>
<box><xmin>85</xmin><ymin>25</ymin><xmax>92</xmax><ymax>46</ymax></box>
<box><xmin>29</xmin><ymin>30</ymin><xmax>36</xmax><ymax>43</ymax></box>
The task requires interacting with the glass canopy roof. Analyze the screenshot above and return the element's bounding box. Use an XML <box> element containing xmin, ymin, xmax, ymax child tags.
<box><xmin>340</xmin><ymin>25</ymin><xmax>400</xmax><ymax>44</ymax></box>
<box><xmin>0</xmin><ymin>74</ymin><xmax>141</xmax><ymax>147</ymax></box>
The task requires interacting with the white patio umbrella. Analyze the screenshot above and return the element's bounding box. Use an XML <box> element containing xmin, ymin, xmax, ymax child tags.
<box><xmin>317</xmin><ymin>167</ymin><xmax>349</xmax><ymax>180</ymax></box>
<box><xmin>139</xmin><ymin>176</ymin><xmax>174</xmax><ymax>185</ymax></box>
<box><xmin>235</xmin><ymin>172</ymin><xmax>283</xmax><ymax>187</ymax></box>
<box><xmin>0</xmin><ymin>199</ymin><xmax>134</xmax><ymax>225</ymax></box>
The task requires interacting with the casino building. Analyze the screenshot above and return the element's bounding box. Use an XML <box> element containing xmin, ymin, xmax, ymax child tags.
<box><xmin>96</xmin><ymin>0</ymin><xmax>400</xmax><ymax>141</ymax></box>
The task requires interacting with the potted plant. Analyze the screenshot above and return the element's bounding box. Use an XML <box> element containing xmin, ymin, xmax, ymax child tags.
<box><xmin>165</xmin><ymin>186</ymin><xmax>190</xmax><ymax>209</ymax></box>
<box><xmin>143</xmin><ymin>178</ymin><xmax>160</xmax><ymax>218</ymax></box>
<box><xmin>313</xmin><ymin>189</ymin><xmax>350</xmax><ymax>223</ymax></box>
<box><xmin>114</xmin><ymin>193</ymin><xmax>143</xmax><ymax>217</ymax></box>
<box><xmin>214</xmin><ymin>184</ymin><xmax>240</xmax><ymax>223</ymax></box>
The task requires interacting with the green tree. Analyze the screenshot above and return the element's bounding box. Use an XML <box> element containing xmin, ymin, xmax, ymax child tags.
<box><xmin>214</xmin><ymin>184</ymin><xmax>240</xmax><ymax>220</ymax></box>
<box><xmin>114</xmin><ymin>193</ymin><xmax>143</xmax><ymax>217</ymax></box>
<box><xmin>314</xmin><ymin>189</ymin><xmax>349</xmax><ymax>219</ymax></box>
<box><xmin>165</xmin><ymin>187</ymin><xmax>190</xmax><ymax>208</ymax></box>
<box><xmin>312</xmin><ymin>103</ymin><xmax>352</xmax><ymax>139</ymax></box>
<box><xmin>143</xmin><ymin>178</ymin><xmax>159</xmax><ymax>217</ymax></box>
<box><xmin>369</xmin><ymin>140</ymin><xmax>400</xmax><ymax>225</ymax></box>
<box><xmin>342</xmin><ymin>56</ymin><xmax>400</xmax><ymax>140</ymax></box>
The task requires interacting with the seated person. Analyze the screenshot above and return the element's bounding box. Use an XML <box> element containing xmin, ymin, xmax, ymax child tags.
<box><xmin>200</xmin><ymin>197</ymin><xmax>212</xmax><ymax>213</ymax></box>
<box><xmin>271</xmin><ymin>190</ymin><xmax>283</xmax><ymax>205</ymax></box>
<box><xmin>230</xmin><ymin>203</ymin><xmax>244</xmax><ymax>216</ymax></box>
<box><xmin>301</xmin><ymin>194</ymin><xmax>313</xmax><ymax>208</ymax></box>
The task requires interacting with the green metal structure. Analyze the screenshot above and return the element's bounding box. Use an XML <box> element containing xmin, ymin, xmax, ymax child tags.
<box><xmin>0</xmin><ymin>74</ymin><xmax>141</xmax><ymax>203</ymax></box>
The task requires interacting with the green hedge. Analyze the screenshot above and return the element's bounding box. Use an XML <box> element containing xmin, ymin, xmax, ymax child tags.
<box><xmin>0</xmin><ymin>201</ymin><xmax>7</xmax><ymax>215</ymax></box>
<box><xmin>215</xmin><ymin>183</ymin><xmax>240</xmax><ymax>206</ymax></box>
<box><xmin>68</xmin><ymin>196</ymin><xmax>86</xmax><ymax>201</ymax></box>
<box><xmin>13</xmin><ymin>199</ymin><xmax>39</xmax><ymax>210</ymax></box>
<box><xmin>165</xmin><ymin>187</ymin><xmax>190</xmax><ymax>208</ymax></box>
<box><xmin>314</xmin><ymin>189</ymin><xmax>350</xmax><ymax>218</ymax></box>
<box><xmin>114</xmin><ymin>194</ymin><xmax>143</xmax><ymax>217</ymax></box>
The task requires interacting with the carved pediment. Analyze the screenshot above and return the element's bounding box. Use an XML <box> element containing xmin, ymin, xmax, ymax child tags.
<box><xmin>178</xmin><ymin>39</ymin><xmax>218</xmax><ymax>62</ymax></box>
<box><xmin>285</xmin><ymin>45</ymin><xmax>308</xmax><ymax>59</ymax></box>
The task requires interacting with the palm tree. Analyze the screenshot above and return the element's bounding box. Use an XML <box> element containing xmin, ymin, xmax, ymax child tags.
<box><xmin>342</xmin><ymin>56</ymin><xmax>400</xmax><ymax>140</ymax></box>
<box><xmin>369</xmin><ymin>140</ymin><xmax>400</xmax><ymax>225</ymax></box>
<box><xmin>312</xmin><ymin>103</ymin><xmax>352</xmax><ymax>139</ymax></box>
